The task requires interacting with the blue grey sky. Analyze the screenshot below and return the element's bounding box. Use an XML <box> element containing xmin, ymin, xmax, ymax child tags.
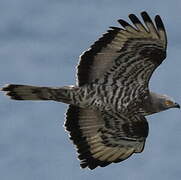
<box><xmin>0</xmin><ymin>0</ymin><xmax>181</xmax><ymax>180</ymax></box>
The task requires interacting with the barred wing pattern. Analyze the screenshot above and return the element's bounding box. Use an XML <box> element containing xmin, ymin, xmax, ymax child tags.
<box><xmin>65</xmin><ymin>106</ymin><xmax>148</xmax><ymax>169</ymax></box>
<box><xmin>77</xmin><ymin>12</ymin><xmax>167</xmax><ymax>87</ymax></box>
<box><xmin>66</xmin><ymin>12</ymin><xmax>167</xmax><ymax>169</ymax></box>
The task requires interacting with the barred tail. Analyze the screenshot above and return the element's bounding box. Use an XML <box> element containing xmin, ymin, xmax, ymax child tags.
<box><xmin>1</xmin><ymin>84</ymin><xmax>76</xmax><ymax>104</ymax></box>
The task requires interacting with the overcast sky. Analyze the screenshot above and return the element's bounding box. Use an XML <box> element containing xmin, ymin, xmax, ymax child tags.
<box><xmin>0</xmin><ymin>0</ymin><xmax>181</xmax><ymax>180</ymax></box>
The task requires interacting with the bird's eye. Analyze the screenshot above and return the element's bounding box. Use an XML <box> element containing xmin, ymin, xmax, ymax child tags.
<box><xmin>165</xmin><ymin>100</ymin><xmax>173</xmax><ymax>106</ymax></box>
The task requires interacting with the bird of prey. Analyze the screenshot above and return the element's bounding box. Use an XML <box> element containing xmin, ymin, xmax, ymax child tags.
<box><xmin>1</xmin><ymin>11</ymin><xmax>180</xmax><ymax>170</ymax></box>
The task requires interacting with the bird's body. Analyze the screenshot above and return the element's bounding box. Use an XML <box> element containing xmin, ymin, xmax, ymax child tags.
<box><xmin>1</xmin><ymin>12</ymin><xmax>180</xmax><ymax>169</ymax></box>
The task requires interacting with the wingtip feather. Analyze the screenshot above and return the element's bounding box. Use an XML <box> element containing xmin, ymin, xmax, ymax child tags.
<box><xmin>141</xmin><ymin>11</ymin><xmax>151</xmax><ymax>22</ymax></box>
<box><xmin>129</xmin><ymin>13</ymin><xmax>142</xmax><ymax>24</ymax></box>
<box><xmin>155</xmin><ymin>15</ymin><xmax>165</xmax><ymax>31</ymax></box>
<box><xmin>118</xmin><ymin>19</ymin><xmax>130</xmax><ymax>28</ymax></box>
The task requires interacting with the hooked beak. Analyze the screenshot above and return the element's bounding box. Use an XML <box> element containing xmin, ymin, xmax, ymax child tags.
<box><xmin>174</xmin><ymin>102</ymin><xmax>180</xmax><ymax>109</ymax></box>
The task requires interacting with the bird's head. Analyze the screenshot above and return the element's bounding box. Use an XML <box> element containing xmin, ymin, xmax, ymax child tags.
<box><xmin>163</xmin><ymin>98</ymin><xmax>180</xmax><ymax>109</ymax></box>
<box><xmin>150</xmin><ymin>92</ymin><xmax>180</xmax><ymax>113</ymax></box>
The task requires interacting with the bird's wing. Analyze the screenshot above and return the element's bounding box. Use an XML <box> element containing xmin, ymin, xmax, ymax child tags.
<box><xmin>77</xmin><ymin>11</ymin><xmax>167</xmax><ymax>88</ymax></box>
<box><xmin>65</xmin><ymin>105</ymin><xmax>148</xmax><ymax>169</ymax></box>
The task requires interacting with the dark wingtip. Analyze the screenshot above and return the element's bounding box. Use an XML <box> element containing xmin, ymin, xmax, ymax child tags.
<box><xmin>109</xmin><ymin>26</ymin><xmax>121</xmax><ymax>31</ymax></box>
<box><xmin>155</xmin><ymin>15</ymin><xmax>165</xmax><ymax>30</ymax></box>
<box><xmin>118</xmin><ymin>19</ymin><xmax>131</xmax><ymax>28</ymax></box>
<box><xmin>129</xmin><ymin>13</ymin><xmax>142</xmax><ymax>24</ymax></box>
<box><xmin>141</xmin><ymin>11</ymin><xmax>152</xmax><ymax>23</ymax></box>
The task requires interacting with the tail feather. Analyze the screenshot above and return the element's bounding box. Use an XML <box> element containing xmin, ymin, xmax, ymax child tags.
<box><xmin>2</xmin><ymin>84</ymin><xmax>45</xmax><ymax>100</ymax></box>
<box><xmin>1</xmin><ymin>84</ymin><xmax>75</xmax><ymax>104</ymax></box>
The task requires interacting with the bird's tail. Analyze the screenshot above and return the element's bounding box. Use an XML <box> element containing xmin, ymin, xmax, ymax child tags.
<box><xmin>1</xmin><ymin>84</ymin><xmax>76</xmax><ymax>104</ymax></box>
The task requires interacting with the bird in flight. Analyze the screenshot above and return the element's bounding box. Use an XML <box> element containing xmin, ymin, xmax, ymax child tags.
<box><xmin>1</xmin><ymin>11</ymin><xmax>180</xmax><ymax>170</ymax></box>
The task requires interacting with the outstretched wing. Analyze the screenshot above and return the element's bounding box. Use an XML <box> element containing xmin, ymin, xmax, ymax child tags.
<box><xmin>65</xmin><ymin>105</ymin><xmax>148</xmax><ymax>169</ymax></box>
<box><xmin>77</xmin><ymin>11</ymin><xmax>167</xmax><ymax>88</ymax></box>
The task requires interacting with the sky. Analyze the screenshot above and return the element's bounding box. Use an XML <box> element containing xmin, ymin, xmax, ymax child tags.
<box><xmin>0</xmin><ymin>0</ymin><xmax>181</xmax><ymax>180</ymax></box>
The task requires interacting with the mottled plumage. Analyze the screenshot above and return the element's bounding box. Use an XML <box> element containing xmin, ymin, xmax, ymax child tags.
<box><xmin>1</xmin><ymin>12</ymin><xmax>180</xmax><ymax>170</ymax></box>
